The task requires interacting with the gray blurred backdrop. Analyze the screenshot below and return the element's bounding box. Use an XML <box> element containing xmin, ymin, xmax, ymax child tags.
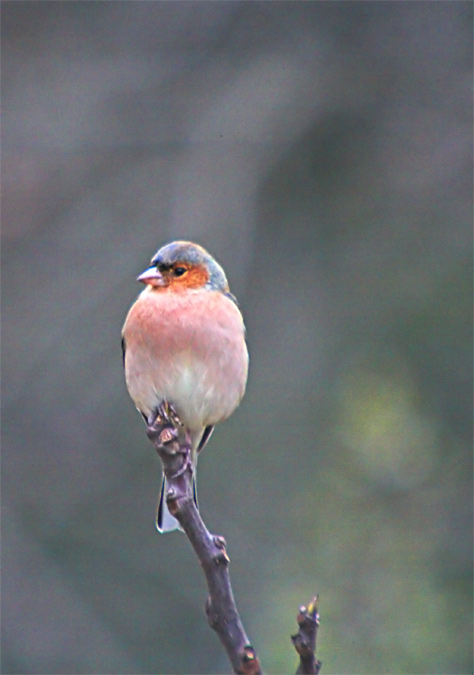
<box><xmin>2</xmin><ymin>2</ymin><xmax>472</xmax><ymax>674</ymax></box>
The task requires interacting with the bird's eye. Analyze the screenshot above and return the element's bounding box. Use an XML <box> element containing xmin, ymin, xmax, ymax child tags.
<box><xmin>173</xmin><ymin>266</ymin><xmax>187</xmax><ymax>277</ymax></box>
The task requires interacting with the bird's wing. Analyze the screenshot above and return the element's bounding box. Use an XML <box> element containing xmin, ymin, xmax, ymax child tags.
<box><xmin>121</xmin><ymin>337</ymin><xmax>126</xmax><ymax>367</ymax></box>
<box><xmin>197</xmin><ymin>425</ymin><xmax>215</xmax><ymax>453</ymax></box>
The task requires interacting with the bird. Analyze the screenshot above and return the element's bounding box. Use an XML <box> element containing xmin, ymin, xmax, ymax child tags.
<box><xmin>122</xmin><ymin>241</ymin><xmax>249</xmax><ymax>532</ymax></box>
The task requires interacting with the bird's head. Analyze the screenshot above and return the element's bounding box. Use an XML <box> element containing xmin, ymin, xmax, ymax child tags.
<box><xmin>137</xmin><ymin>241</ymin><xmax>230</xmax><ymax>293</ymax></box>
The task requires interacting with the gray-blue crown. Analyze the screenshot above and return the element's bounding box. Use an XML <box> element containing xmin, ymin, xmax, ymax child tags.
<box><xmin>151</xmin><ymin>241</ymin><xmax>229</xmax><ymax>292</ymax></box>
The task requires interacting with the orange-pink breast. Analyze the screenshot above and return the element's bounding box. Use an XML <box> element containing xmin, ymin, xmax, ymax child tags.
<box><xmin>122</xmin><ymin>288</ymin><xmax>248</xmax><ymax>431</ymax></box>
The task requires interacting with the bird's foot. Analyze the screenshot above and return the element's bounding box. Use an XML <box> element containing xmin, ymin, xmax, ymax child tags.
<box><xmin>147</xmin><ymin>401</ymin><xmax>188</xmax><ymax>447</ymax></box>
<box><xmin>171</xmin><ymin>447</ymin><xmax>193</xmax><ymax>478</ymax></box>
<box><xmin>146</xmin><ymin>401</ymin><xmax>192</xmax><ymax>479</ymax></box>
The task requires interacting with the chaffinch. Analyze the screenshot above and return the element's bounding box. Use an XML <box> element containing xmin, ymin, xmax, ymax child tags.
<box><xmin>122</xmin><ymin>241</ymin><xmax>248</xmax><ymax>532</ymax></box>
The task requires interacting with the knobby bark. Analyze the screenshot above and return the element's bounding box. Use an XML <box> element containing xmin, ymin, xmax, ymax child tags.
<box><xmin>291</xmin><ymin>597</ymin><xmax>322</xmax><ymax>674</ymax></box>
<box><xmin>146</xmin><ymin>403</ymin><xmax>320</xmax><ymax>674</ymax></box>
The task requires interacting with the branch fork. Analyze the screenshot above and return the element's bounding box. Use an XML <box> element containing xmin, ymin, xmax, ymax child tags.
<box><xmin>145</xmin><ymin>401</ymin><xmax>321</xmax><ymax>674</ymax></box>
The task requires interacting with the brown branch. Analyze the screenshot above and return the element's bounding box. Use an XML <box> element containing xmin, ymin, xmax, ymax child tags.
<box><xmin>291</xmin><ymin>596</ymin><xmax>322</xmax><ymax>674</ymax></box>
<box><xmin>146</xmin><ymin>403</ymin><xmax>322</xmax><ymax>674</ymax></box>
<box><xmin>146</xmin><ymin>403</ymin><xmax>262</xmax><ymax>675</ymax></box>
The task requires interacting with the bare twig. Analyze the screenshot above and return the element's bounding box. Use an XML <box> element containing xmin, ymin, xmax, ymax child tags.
<box><xmin>291</xmin><ymin>596</ymin><xmax>322</xmax><ymax>674</ymax></box>
<box><xmin>146</xmin><ymin>404</ymin><xmax>262</xmax><ymax>675</ymax></box>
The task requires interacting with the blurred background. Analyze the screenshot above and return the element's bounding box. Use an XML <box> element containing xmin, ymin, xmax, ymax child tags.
<box><xmin>2</xmin><ymin>2</ymin><xmax>472</xmax><ymax>674</ymax></box>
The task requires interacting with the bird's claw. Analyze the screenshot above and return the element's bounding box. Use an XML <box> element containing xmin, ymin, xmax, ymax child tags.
<box><xmin>171</xmin><ymin>448</ymin><xmax>193</xmax><ymax>478</ymax></box>
<box><xmin>146</xmin><ymin>401</ymin><xmax>192</xmax><ymax>466</ymax></box>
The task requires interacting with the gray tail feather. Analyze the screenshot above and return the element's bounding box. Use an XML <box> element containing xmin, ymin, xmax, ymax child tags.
<box><xmin>156</xmin><ymin>474</ymin><xmax>198</xmax><ymax>533</ymax></box>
